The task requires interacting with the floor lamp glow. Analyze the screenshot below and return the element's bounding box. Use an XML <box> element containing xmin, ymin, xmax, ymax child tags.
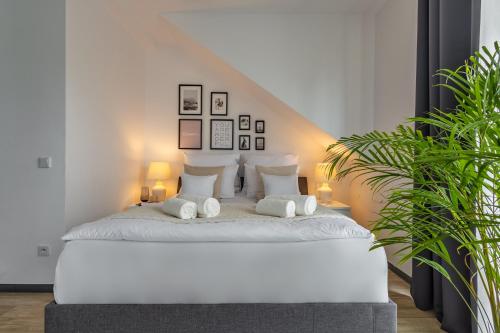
<box><xmin>147</xmin><ymin>161</ymin><xmax>171</xmax><ymax>202</ymax></box>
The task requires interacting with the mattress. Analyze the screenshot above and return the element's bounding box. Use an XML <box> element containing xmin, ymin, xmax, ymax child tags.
<box><xmin>54</xmin><ymin>196</ymin><xmax>388</xmax><ymax>304</ymax></box>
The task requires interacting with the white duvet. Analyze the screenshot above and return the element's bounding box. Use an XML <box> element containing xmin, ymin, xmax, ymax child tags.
<box><xmin>63</xmin><ymin>202</ymin><xmax>372</xmax><ymax>243</ymax></box>
<box><xmin>56</xmin><ymin>198</ymin><xmax>388</xmax><ymax>304</ymax></box>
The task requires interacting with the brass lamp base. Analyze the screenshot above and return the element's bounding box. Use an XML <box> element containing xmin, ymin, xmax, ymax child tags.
<box><xmin>151</xmin><ymin>188</ymin><xmax>166</xmax><ymax>202</ymax></box>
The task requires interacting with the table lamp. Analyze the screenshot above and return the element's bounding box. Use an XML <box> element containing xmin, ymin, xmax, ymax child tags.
<box><xmin>147</xmin><ymin>161</ymin><xmax>171</xmax><ymax>202</ymax></box>
<box><xmin>316</xmin><ymin>163</ymin><xmax>335</xmax><ymax>204</ymax></box>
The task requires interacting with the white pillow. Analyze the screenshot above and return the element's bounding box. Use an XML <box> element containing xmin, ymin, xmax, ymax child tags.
<box><xmin>261</xmin><ymin>174</ymin><xmax>300</xmax><ymax>197</ymax></box>
<box><xmin>179</xmin><ymin>173</ymin><xmax>218</xmax><ymax>198</ymax></box>
<box><xmin>184</xmin><ymin>152</ymin><xmax>240</xmax><ymax>166</ymax></box>
<box><xmin>242</xmin><ymin>154</ymin><xmax>299</xmax><ymax>191</ymax></box>
<box><xmin>220</xmin><ymin>164</ymin><xmax>239</xmax><ymax>199</ymax></box>
<box><xmin>184</xmin><ymin>153</ymin><xmax>241</xmax><ymax>195</ymax></box>
<box><xmin>244</xmin><ymin>163</ymin><xmax>299</xmax><ymax>198</ymax></box>
<box><xmin>242</xmin><ymin>154</ymin><xmax>298</xmax><ymax>169</ymax></box>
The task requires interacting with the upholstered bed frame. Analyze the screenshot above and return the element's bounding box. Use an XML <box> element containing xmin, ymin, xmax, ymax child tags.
<box><xmin>45</xmin><ymin>301</ymin><xmax>397</xmax><ymax>333</ymax></box>
<box><xmin>45</xmin><ymin>176</ymin><xmax>397</xmax><ymax>332</ymax></box>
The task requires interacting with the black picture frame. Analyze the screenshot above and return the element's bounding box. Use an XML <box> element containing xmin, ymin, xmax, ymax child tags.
<box><xmin>255</xmin><ymin>120</ymin><xmax>265</xmax><ymax>133</ymax></box>
<box><xmin>210</xmin><ymin>92</ymin><xmax>228</xmax><ymax>116</ymax></box>
<box><xmin>210</xmin><ymin>119</ymin><xmax>234</xmax><ymax>150</ymax></box>
<box><xmin>179</xmin><ymin>84</ymin><xmax>203</xmax><ymax>115</ymax></box>
<box><xmin>178</xmin><ymin>119</ymin><xmax>203</xmax><ymax>150</ymax></box>
<box><xmin>255</xmin><ymin>137</ymin><xmax>265</xmax><ymax>150</ymax></box>
<box><xmin>239</xmin><ymin>135</ymin><xmax>251</xmax><ymax>150</ymax></box>
<box><xmin>239</xmin><ymin>115</ymin><xmax>251</xmax><ymax>130</ymax></box>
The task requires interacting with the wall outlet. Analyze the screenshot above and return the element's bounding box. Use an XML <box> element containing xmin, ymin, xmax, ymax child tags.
<box><xmin>37</xmin><ymin>245</ymin><xmax>50</xmax><ymax>257</ymax></box>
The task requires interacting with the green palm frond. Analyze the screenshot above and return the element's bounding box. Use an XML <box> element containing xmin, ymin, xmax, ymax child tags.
<box><xmin>325</xmin><ymin>42</ymin><xmax>500</xmax><ymax>332</ymax></box>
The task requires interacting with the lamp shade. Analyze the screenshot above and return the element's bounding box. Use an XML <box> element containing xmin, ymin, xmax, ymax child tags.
<box><xmin>315</xmin><ymin>163</ymin><xmax>335</xmax><ymax>183</ymax></box>
<box><xmin>147</xmin><ymin>162</ymin><xmax>171</xmax><ymax>181</ymax></box>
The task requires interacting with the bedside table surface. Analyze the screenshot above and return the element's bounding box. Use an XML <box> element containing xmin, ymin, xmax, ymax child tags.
<box><xmin>129</xmin><ymin>202</ymin><xmax>161</xmax><ymax>208</ymax></box>
<box><xmin>322</xmin><ymin>200</ymin><xmax>350</xmax><ymax>209</ymax></box>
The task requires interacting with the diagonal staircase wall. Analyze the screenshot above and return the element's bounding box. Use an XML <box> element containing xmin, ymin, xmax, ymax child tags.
<box><xmin>142</xmin><ymin>17</ymin><xmax>352</xmax><ymax>200</ymax></box>
<box><xmin>163</xmin><ymin>11</ymin><xmax>375</xmax><ymax>138</ymax></box>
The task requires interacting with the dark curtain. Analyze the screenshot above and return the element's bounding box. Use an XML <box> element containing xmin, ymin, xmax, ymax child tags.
<box><xmin>412</xmin><ymin>0</ymin><xmax>481</xmax><ymax>332</ymax></box>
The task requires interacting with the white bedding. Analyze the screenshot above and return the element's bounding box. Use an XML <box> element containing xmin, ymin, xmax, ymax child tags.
<box><xmin>62</xmin><ymin>202</ymin><xmax>371</xmax><ymax>243</ymax></box>
<box><xmin>55</xmin><ymin>195</ymin><xmax>388</xmax><ymax>304</ymax></box>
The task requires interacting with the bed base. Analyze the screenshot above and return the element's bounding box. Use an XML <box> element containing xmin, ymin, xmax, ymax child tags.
<box><xmin>45</xmin><ymin>300</ymin><xmax>396</xmax><ymax>333</ymax></box>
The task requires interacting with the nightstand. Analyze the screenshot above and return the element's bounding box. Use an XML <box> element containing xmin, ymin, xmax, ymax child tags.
<box><xmin>322</xmin><ymin>201</ymin><xmax>352</xmax><ymax>218</ymax></box>
<box><xmin>128</xmin><ymin>202</ymin><xmax>158</xmax><ymax>208</ymax></box>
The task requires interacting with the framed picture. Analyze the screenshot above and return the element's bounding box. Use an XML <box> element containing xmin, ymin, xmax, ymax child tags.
<box><xmin>255</xmin><ymin>137</ymin><xmax>265</xmax><ymax>150</ymax></box>
<box><xmin>178</xmin><ymin>119</ymin><xmax>203</xmax><ymax>149</ymax></box>
<box><xmin>210</xmin><ymin>119</ymin><xmax>234</xmax><ymax>150</ymax></box>
<box><xmin>239</xmin><ymin>115</ymin><xmax>251</xmax><ymax>130</ymax></box>
<box><xmin>210</xmin><ymin>92</ymin><xmax>228</xmax><ymax>116</ymax></box>
<box><xmin>179</xmin><ymin>84</ymin><xmax>202</xmax><ymax>115</ymax></box>
<box><xmin>239</xmin><ymin>135</ymin><xmax>251</xmax><ymax>150</ymax></box>
<box><xmin>255</xmin><ymin>120</ymin><xmax>265</xmax><ymax>133</ymax></box>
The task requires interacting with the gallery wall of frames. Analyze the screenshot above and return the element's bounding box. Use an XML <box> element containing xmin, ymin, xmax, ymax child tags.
<box><xmin>178</xmin><ymin>84</ymin><xmax>266</xmax><ymax>151</ymax></box>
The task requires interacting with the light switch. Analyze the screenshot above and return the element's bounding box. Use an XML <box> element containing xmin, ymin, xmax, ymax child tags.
<box><xmin>38</xmin><ymin>157</ymin><xmax>52</xmax><ymax>168</ymax></box>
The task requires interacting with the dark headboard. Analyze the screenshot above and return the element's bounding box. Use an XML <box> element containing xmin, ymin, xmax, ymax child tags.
<box><xmin>298</xmin><ymin>177</ymin><xmax>308</xmax><ymax>195</ymax></box>
<box><xmin>177</xmin><ymin>177</ymin><xmax>308</xmax><ymax>195</ymax></box>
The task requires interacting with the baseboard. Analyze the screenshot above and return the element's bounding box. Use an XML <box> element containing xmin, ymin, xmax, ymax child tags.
<box><xmin>0</xmin><ymin>284</ymin><xmax>53</xmax><ymax>292</ymax></box>
<box><xmin>388</xmin><ymin>262</ymin><xmax>412</xmax><ymax>284</ymax></box>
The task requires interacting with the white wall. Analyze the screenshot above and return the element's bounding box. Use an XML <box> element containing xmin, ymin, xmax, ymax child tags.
<box><xmin>143</xmin><ymin>18</ymin><xmax>349</xmax><ymax>201</ymax></box>
<box><xmin>478</xmin><ymin>1</ymin><xmax>499</xmax><ymax>331</ymax></box>
<box><xmin>0</xmin><ymin>0</ymin><xmax>66</xmax><ymax>284</ymax></box>
<box><xmin>65</xmin><ymin>0</ymin><xmax>146</xmax><ymax>229</ymax></box>
<box><xmin>480</xmin><ymin>0</ymin><xmax>500</xmax><ymax>50</ymax></box>
<box><xmin>164</xmin><ymin>12</ymin><xmax>374</xmax><ymax>138</ymax></box>
<box><xmin>370</xmin><ymin>0</ymin><xmax>418</xmax><ymax>276</ymax></box>
<box><xmin>373</xmin><ymin>0</ymin><xmax>418</xmax><ymax>133</ymax></box>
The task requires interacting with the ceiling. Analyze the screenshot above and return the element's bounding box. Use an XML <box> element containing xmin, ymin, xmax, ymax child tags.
<box><xmin>106</xmin><ymin>0</ymin><xmax>388</xmax><ymax>51</ymax></box>
<box><xmin>162</xmin><ymin>0</ymin><xmax>386</xmax><ymax>13</ymax></box>
<box><xmin>111</xmin><ymin>0</ymin><xmax>388</xmax><ymax>15</ymax></box>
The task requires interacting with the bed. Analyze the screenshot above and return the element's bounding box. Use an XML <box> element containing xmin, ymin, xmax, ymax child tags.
<box><xmin>46</xmin><ymin>179</ymin><xmax>396</xmax><ymax>333</ymax></box>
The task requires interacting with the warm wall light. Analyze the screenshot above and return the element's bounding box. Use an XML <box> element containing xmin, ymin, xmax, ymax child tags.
<box><xmin>147</xmin><ymin>161</ymin><xmax>171</xmax><ymax>202</ymax></box>
<box><xmin>315</xmin><ymin>163</ymin><xmax>335</xmax><ymax>204</ymax></box>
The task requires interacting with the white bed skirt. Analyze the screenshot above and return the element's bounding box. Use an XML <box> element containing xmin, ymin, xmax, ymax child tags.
<box><xmin>54</xmin><ymin>238</ymin><xmax>388</xmax><ymax>304</ymax></box>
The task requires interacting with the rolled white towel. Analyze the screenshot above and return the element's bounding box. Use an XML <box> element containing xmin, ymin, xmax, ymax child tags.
<box><xmin>162</xmin><ymin>198</ymin><xmax>197</xmax><ymax>219</ymax></box>
<box><xmin>256</xmin><ymin>198</ymin><xmax>296</xmax><ymax>218</ymax></box>
<box><xmin>177</xmin><ymin>195</ymin><xmax>220</xmax><ymax>218</ymax></box>
<box><xmin>266</xmin><ymin>195</ymin><xmax>317</xmax><ymax>216</ymax></box>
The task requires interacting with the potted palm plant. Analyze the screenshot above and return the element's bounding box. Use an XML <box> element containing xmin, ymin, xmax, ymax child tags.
<box><xmin>325</xmin><ymin>43</ymin><xmax>499</xmax><ymax>332</ymax></box>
